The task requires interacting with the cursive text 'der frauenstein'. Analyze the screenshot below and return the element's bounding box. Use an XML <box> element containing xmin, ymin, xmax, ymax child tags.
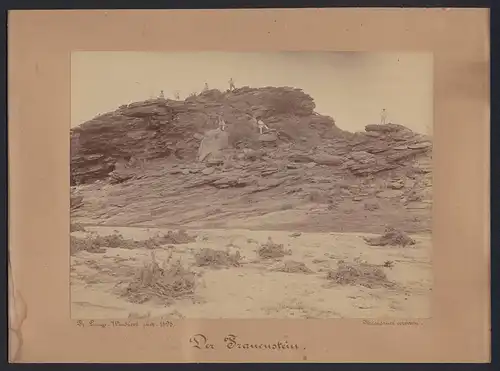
<box><xmin>189</xmin><ymin>334</ymin><xmax>303</xmax><ymax>351</ymax></box>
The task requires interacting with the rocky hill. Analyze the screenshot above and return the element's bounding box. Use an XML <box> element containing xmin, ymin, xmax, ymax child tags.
<box><xmin>71</xmin><ymin>86</ymin><xmax>345</xmax><ymax>185</ymax></box>
<box><xmin>71</xmin><ymin>86</ymin><xmax>432</xmax><ymax>234</ymax></box>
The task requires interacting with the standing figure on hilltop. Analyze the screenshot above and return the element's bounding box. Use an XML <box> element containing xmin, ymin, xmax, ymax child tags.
<box><xmin>203</xmin><ymin>83</ymin><xmax>209</xmax><ymax>92</ymax></box>
<box><xmin>228</xmin><ymin>77</ymin><xmax>236</xmax><ymax>91</ymax></box>
<box><xmin>174</xmin><ymin>91</ymin><xmax>180</xmax><ymax>100</ymax></box>
<box><xmin>380</xmin><ymin>108</ymin><xmax>388</xmax><ymax>125</ymax></box>
<box><xmin>159</xmin><ymin>90</ymin><xmax>165</xmax><ymax>99</ymax></box>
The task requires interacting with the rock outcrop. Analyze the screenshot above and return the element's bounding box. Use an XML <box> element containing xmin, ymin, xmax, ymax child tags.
<box><xmin>70</xmin><ymin>86</ymin><xmax>433</xmax><ymax>234</ymax></box>
<box><xmin>71</xmin><ymin>87</ymin><xmax>343</xmax><ymax>185</ymax></box>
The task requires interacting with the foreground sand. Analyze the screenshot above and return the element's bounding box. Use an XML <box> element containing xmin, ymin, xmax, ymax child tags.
<box><xmin>71</xmin><ymin>226</ymin><xmax>432</xmax><ymax>319</ymax></box>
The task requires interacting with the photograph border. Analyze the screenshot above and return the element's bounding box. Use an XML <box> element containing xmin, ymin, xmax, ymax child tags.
<box><xmin>8</xmin><ymin>8</ymin><xmax>490</xmax><ymax>363</ymax></box>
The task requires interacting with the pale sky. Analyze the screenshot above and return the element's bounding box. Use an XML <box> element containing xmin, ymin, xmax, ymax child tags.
<box><xmin>71</xmin><ymin>52</ymin><xmax>433</xmax><ymax>134</ymax></box>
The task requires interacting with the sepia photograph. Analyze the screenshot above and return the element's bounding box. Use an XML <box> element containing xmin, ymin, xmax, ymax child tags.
<box><xmin>70</xmin><ymin>51</ymin><xmax>433</xmax><ymax>320</ymax></box>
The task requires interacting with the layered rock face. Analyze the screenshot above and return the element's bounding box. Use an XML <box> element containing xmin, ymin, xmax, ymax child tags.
<box><xmin>71</xmin><ymin>86</ymin><xmax>432</xmax><ymax>233</ymax></box>
<box><xmin>71</xmin><ymin>86</ymin><xmax>342</xmax><ymax>185</ymax></box>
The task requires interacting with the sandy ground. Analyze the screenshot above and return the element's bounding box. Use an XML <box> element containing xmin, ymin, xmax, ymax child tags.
<box><xmin>71</xmin><ymin>226</ymin><xmax>432</xmax><ymax>319</ymax></box>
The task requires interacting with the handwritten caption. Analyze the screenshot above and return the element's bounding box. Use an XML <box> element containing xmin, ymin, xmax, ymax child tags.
<box><xmin>189</xmin><ymin>334</ymin><xmax>305</xmax><ymax>351</ymax></box>
<box><xmin>362</xmin><ymin>319</ymin><xmax>422</xmax><ymax>326</ymax></box>
<box><xmin>75</xmin><ymin>322</ymin><xmax>304</xmax><ymax>352</ymax></box>
<box><xmin>76</xmin><ymin>320</ymin><xmax>174</xmax><ymax>328</ymax></box>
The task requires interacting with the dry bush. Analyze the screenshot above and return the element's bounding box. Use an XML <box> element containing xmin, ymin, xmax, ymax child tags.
<box><xmin>154</xmin><ymin>230</ymin><xmax>196</xmax><ymax>245</ymax></box>
<box><xmin>363</xmin><ymin>226</ymin><xmax>416</xmax><ymax>247</ymax></box>
<box><xmin>274</xmin><ymin>260</ymin><xmax>313</xmax><ymax>274</ymax></box>
<box><xmin>96</xmin><ymin>233</ymin><xmax>137</xmax><ymax>248</ymax></box>
<box><xmin>70</xmin><ymin>230</ymin><xmax>197</xmax><ymax>256</ymax></box>
<box><xmin>70</xmin><ymin>223</ymin><xmax>86</xmax><ymax>232</ymax></box>
<box><xmin>326</xmin><ymin>260</ymin><xmax>394</xmax><ymax>289</ymax></box>
<box><xmin>70</xmin><ymin>235</ymin><xmax>106</xmax><ymax>255</ymax></box>
<box><xmin>70</xmin><ymin>233</ymin><xmax>135</xmax><ymax>255</ymax></box>
<box><xmin>194</xmin><ymin>248</ymin><xmax>241</xmax><ymax>268</ymax></box>
<box><xmin>123</xmin><ymin>251</ymin><xmax>196</xmax><ymax>304</ymax></box>
<box><xmin>258</xmin><ymin>237</ymin><xmax>291</xmax><ymax>259</ymax></box>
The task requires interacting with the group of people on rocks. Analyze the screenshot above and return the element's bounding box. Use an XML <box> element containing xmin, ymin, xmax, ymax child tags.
<box><xmin>216</xmin><ymin>108</ymin><xmax>388</xmax><ymax>135</ymax></box>
<box><xmin>158</xmin><ymin>80</ymin><xmax>390</xmax><ymax>136</ymax></box>
<box><xmin>216</xmin><ymin>114</ymin><xmax>270</xmax><ymax>135</ymax></box>
<box><xmin>202</xmin><ymin>77</ymin><xmax>270</xmax><ymax>135</ymax></box>
<box><xmin>201</xmin><ymin>78</ymin><xmax>237</xmax><ymax>93</ymax></box>
<box><xmin>155</xmin><ymin>77</ymin><xmax>274</xmax><ymax>136</ymax></box>
<box><xmin>158</xmin><ymin>77</ymin><xmax>237</xmax><ymax>101</ymax></box>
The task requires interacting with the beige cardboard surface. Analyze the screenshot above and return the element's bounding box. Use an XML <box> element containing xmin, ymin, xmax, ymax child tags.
<box><xmin>8</xmin><ymin>8</ymin><xmax>490</xmax><ymax>363</ymax></box>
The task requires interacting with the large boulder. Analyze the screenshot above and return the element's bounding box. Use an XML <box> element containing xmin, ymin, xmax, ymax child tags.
<box><xmin>197</xmin><ymin>129</ymin><xmax>230</xmax><ymax>163</ymax></box>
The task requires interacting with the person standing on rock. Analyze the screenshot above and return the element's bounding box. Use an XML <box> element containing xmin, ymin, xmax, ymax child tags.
<box><xmin>218</xmin><ymin>116</ymin><xmax>227</xmax><ymax>131</ymax></box>
<box><xmin>203</xmin><ymin>83</ymin><xmax>209</xmax><ymax>92</ymax></box>
<box><xmin>257</xmin><ymin>117</ymin><xmax>269</xmax><ymax>135</ymax></box>
<box><xmin>159</xmin><ymin>90</ymin><xmax>165</xmax><ymax>99</ymax></box>
<box><xmin>380</xmin><ymin>108</ymin><xmax>388</xmax><ymax>125</ymax></box>
<box><xmin>228</xmin><ymin>78</ymin><xmax>235</xmax><ymax>91</ymax></box>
